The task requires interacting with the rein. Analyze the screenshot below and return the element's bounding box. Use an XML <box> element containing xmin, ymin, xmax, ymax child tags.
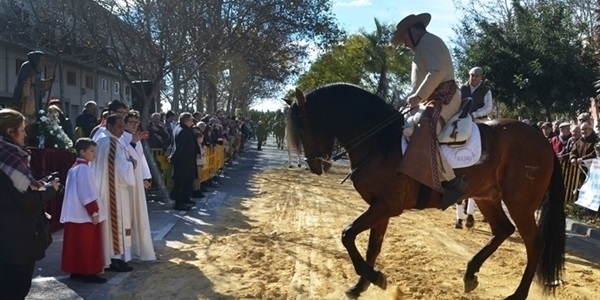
<box><xmin>329</xmin><ymin>105</ymin><xmax>411</xmax><ymax>161</ymax></box>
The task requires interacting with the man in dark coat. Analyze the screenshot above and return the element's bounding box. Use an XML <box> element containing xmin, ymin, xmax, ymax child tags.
<box><xmin>75</xmin><ymin>101</ymin><xmax>99</xmax><ymax>137</ymax></box>
<box><xmin>169</xmin><ymin>113</ymin><xmax>200</xmax><ymax>210</ymax></box>
<box><xmin>255</xmin><ymin>121</ymin><xmax>267</xmax><ymax>151</ymax></box>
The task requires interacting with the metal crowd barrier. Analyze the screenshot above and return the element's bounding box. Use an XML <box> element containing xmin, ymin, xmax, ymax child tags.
<box><xmin>561</xmin><ymin>159</ymin><xmax>583</xmax><ymax>204</ymax></box>
<box><xmin>151</xmin><ymin>145</ymin><xmax>226</xmax><ymax>188</ymax></box>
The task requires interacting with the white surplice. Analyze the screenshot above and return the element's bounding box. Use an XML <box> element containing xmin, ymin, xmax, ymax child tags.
<box><xmin>60</xmin><ymin>162</ymin><xmax>107</xmax><ymax>223</ymax></box>
<box><xmin>91</xmin><ymin>132</ymin><xmax>136</xmax><ymax>266</ymax></box>
<box><xmin>121</xmin><ymin>131</ymin><xmax>156</xmax><ymax>261</ymax></box>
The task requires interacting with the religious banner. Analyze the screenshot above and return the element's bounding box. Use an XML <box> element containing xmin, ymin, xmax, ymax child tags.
<box><xmin>575</xmin><ymin>158</ymin><xmax>600</xmax><ymax>212</ymax></box>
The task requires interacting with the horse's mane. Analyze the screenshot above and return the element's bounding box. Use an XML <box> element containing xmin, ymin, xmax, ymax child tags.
<box><xmin>288</xmin><ymin>83</ymin><xmax>403</xmax><ymax>156</ymax></box>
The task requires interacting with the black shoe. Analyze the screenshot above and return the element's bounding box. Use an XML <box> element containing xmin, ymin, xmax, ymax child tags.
<box><xmin>192</xmin><ymin>191</ymin><xmax>205</xmax><ymax>198</ymax></box>
<box><xmin>81</xmin><ymin>274</ymin><xmax>107</xmax><ymax>284</ymax></box>
<box><xmin>105</xmin><ymin>259</ymin><xmax>133</xmax><ymax>272</ymax></box>
<box><xmin>440</xmin><ymin>177</ymin><xmax>467</xmax><ymax>210</ymax></box>
<box><xmin>184</xmin><ymin>199</ymin><xmax>196</xmax><ymax>205</ymax></box>
<box><xmin>70</xmin><ymin>273</ymin><xmax>84</xmax><ymax>280</ymax></box>
<box><xmin>454</xmin><ymin>219</ymin><xmax>463</xmax><ymax>229</ymax></box>
<box><xmin>173</xmin><ymin>204</ymin><xmax>191</xmax><ymax>211</ymax></box>
<box><xmin>465</xmin><ymin>214</ymin><xmax>475</xmax><ymax>228</ymax></box>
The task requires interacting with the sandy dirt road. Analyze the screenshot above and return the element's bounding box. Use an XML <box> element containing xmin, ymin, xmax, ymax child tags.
<box><xmin>112</xmin><ymin>161</ymin><xmax>599</xmax><ymax>300</ymax></box>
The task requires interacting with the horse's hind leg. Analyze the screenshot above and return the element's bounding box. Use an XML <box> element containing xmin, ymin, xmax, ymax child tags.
<box><xmin>346</xmin><ymin>220</ymin><xmax>389</xmax><ymax>298</ymax></box>
<box><xmin>463</xmin><ymin>199</ymin><xmax>515</xmax><ymax>293</ymax></box>
<box><xmin>502</xmin><ymin>202</ymin><xmax>542</xmax><ymax>300</ymax></box>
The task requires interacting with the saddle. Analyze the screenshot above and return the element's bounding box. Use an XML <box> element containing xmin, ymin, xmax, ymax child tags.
<box><xmin>397</xmin><ymin>98</ymin><xmax>476</xmax><ymax>192</ymax></box>
<box><xmin>437</xmin><ymin>98</ymin><xmax>474</xmax><ymax>146</ymax></box>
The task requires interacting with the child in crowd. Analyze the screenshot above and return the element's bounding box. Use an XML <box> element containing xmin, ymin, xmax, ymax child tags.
<box><xmin>59</xmin><ymin>138</ymin><xmax>107</xmax><ymax>283</ymax></box>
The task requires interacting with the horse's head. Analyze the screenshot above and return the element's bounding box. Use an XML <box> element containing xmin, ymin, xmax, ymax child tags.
<box><xmin>286</xmin><ymin>89</ymin><xmax>333</xmax><ymax>175</ymax></box>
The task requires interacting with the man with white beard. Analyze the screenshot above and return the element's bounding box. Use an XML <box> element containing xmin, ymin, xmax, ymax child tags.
<box><xmin>121</xmin><ymin>110</ymin><xmax>156</xmax><ymax>261</ymax></box>
<box><xmin>91</xmin><ymin>115</ymin><xmax>136</xmax><ymax>272</ymax></box>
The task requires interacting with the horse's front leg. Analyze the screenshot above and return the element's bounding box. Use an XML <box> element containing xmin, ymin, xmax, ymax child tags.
<box><xmin>345</xmin><ymin>220</ymin><xmax>390</xmax><ymax>298</ymax></box>
<box><xmin>341</xmin><ymin>205</ymin><xmax>391</xmax><ymax>298</ymax></box>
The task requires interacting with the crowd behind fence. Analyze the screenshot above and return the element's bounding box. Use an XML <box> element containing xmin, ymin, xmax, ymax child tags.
<box><xmin>150</xmin><ymin>134</ymin><xmax>243</xmax><ymax>188</ymax></box>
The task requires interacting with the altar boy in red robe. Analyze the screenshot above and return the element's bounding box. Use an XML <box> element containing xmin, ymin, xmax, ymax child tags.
<box><xmin>60</xmin><ymin>138</ymin><xmax>107</xmax><ymax>283</ymax></box>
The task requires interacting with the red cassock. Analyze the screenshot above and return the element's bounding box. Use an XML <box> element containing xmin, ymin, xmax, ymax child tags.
<box><xmin>61</xmin><ymin>201</ymin><xmax>103</xmax><ymax>275</ymax></box>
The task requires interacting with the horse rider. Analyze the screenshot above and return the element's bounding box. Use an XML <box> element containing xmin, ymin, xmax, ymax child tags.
<box><xmin>391</xmin><ymin>13</ymin><xmax>467</xmax><ymax>209</ymax></box>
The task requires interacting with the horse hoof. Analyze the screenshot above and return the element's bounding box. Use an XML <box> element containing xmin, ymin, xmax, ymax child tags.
<box><xmin>344</xmin><ymin>287</ymin><xmax>361</xmax><ymax>299</ymax></box>
<box><xmin>465</xmin><ymin>215</ymin><xmax>475</xmax><ymax>228</ymax></box>
<box><xmin>288</xmin><ymin>165</ymin><xmax>293</xmax><ymax>168</ymax></box>
<box><xmin>373</xmin><ymin>271</ymin><xmax>387</xmax><ymax>290</ymax></box>
<box><xmin>298</xmin><ymin>163</ymin><xmax>302</xmax><ymax>168</ymax></box>
<box><xmin>504</xmin><ymin>294</ymin><xmax>526</xmax><ymax>300</ymax></box>
<box><xmin>464</xmin><ymin>276</ymin><xmax>479</xmax><ymax>293</ymax></box>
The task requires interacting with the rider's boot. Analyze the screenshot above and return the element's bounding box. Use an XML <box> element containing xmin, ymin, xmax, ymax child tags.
<box><xmin>439</xmin><ymin>176</ymin><xmax>467</xmax><ymax>210</ymax></box>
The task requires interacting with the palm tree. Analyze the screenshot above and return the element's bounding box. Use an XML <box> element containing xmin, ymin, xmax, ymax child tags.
<box><xmin>361</xmin><ymin>18</ymin><xmax>411</xmax><ymax>103</ymax></box>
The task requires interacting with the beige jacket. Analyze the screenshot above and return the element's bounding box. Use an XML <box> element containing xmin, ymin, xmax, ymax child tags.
<box><xmin>410</xmin><ymin>32</ymin><xmax>457</xmax><ymax>101</ymax></box>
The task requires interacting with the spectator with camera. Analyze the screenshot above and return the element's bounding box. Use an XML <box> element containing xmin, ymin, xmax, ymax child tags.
<box><xmin>0</xmin><ymin>108</ymin><xmax>61</xmax><ymax>299</ymax></box>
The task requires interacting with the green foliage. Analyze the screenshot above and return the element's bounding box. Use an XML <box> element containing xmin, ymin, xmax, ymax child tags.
<box><xmin>455</xmin><ymin>0</ymin><xmax>599</xmax><ymax>120</ymax></box>
<box><xmin>292</xmin><ymin>19</ymin><xmax>412</xmax><ymax>105</ymax></box>
<box><xmin>295</xmin><ymin>35</ymin><xmax>368</xmax><ymax>92</ymax></box>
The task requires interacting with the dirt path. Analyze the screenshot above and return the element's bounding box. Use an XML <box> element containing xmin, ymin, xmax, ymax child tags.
<box><xmin>114</xmin><ymin>164</ymin><xmax>599</xmax><ymax>300</ymax></box>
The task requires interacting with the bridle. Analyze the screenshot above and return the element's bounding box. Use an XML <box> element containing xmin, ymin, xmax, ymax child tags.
<box><xmin>295</xmin><ymin>105</ymin><xmax>412</xmax><ymax>165</ymax></box>
<box><xmin>295</xmin><ymin>113</ymin><xmax>334</xmax><ymax>164</ymax></box>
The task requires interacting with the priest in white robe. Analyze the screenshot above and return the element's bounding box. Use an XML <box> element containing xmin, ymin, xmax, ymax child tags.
<box><xmin>122</xmin><ymin>111</ymin><xmax>156</xmax><ymax>261</ymax></box>
<box><xmin>90</xmin><ymin>115</ymin><xmax>136</xmax><ymax>272</ymax></box>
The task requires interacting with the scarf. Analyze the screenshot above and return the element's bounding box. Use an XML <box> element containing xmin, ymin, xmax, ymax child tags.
<box><xmin>0</xmin><ymin>136</ymin><xmax>41</xmax><ymax>192</ymax></box>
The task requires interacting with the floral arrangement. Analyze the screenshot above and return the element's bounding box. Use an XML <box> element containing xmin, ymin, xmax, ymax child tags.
<box><xmin>36</xmin><ymin>107</ymin><xmax>73</xmax><ymax>149</ymax></box>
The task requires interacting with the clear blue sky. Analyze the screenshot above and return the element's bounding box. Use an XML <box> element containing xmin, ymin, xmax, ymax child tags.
<box><xmin>252</xmin><ymin>0</ymin><xmax>460</xmax><ymax>111</ymax></box>
<box><xmin>332</xmin><ymin>0</ymin><xmax>459</xmax><ymax>43</ymax></box>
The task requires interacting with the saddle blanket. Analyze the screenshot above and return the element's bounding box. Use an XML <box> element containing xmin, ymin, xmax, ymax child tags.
<box><xmin>402</xmin><ymin>123</ymin><xmax>482</xmax><ymax>169</ymax></box>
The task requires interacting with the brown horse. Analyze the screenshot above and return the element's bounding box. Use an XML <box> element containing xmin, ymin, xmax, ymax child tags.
<box><xmin>285</xmin><ymin>83</ymin><xmax>565</xmax><ymax>300</ymax></box>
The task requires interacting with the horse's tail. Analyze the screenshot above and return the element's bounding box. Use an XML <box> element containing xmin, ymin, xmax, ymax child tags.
<box><xmin>536</xmin><ymin>155</ymin><xmax>566</xmax><ymax>293</ymax></box>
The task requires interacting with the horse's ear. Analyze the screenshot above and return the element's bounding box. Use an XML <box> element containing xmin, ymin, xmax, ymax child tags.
<box><xmin>282</xmin><ymin>98</ymin><xmax>293</xmax><ymax>107</ymax></box>
<box><xmin>295</xmin><ymin>88</ymin><xmax>306</xmax><ymax>109</ymax></box>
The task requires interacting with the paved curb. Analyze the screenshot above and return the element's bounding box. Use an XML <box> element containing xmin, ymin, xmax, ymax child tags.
<box><xmin>566</xmin><ymin>218</ymin><xmax>600</xmax><ymax>241</ymax></box>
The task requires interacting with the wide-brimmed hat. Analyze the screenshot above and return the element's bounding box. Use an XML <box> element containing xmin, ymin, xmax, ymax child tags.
<box><xmin>391</xmin><ymin>13</ymin><xmax>431</xmax><ymax>46</ymax></box>
<box><xmin>559</xmin><ymin>122</ymin><xmax>571</xmax><ymax>128</ymax></box>
<box><xmin>541</xmin><ymin>122</ymin><xmax>552</xmax><ymax>128</ymax></box>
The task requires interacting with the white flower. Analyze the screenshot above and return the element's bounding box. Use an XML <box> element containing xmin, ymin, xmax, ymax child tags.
<box><xmin>52</xmin><ymin>125</ymin><xmax>59</xmax><ymax>130</ymax></box>
<box><xmin>40</xmin><ymin>116</ymin><xmax>49</xmax><ymax>122</ymax></box>
<box><xmin>54</xmin><ymin>144</ymin><xmax>58</xmax><ymax>148</ymax></box>
<box><xmin>39</xmin><ymin>110</ymin><xmax>45</xmax><ymax>114</ymax></box>
<box><xmin>49</xmin><ymin>130</ymin><xmax>54</xmax><ymax>134</ymax></box>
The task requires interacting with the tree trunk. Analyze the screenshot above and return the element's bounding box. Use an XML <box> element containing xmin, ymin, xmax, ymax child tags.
<box><xmin>206</xmin><ymin>73</ymin><xmax>217</xmax><ymax>114</ymax></box>
<box><xmin>172</xmin><ymin>68</ymin><xmax>180</xmax><ymax>111</ymax></box>
<box><xmin>196</xmin><ymin>76</ymin><xmax>204</xmax><ymax>113</ymax></box>
<box><xmin>376</xmin><ymin>63</ymin><xmax>387</xmax><ymax>100</ymax></box>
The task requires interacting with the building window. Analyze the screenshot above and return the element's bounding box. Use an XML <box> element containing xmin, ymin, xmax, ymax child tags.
<box><xmin>114</xmin><ymin>82</ymin><xmax>120</xmax><ymax>94</ymax></box>
<box><xmin>15</xmin><ymin>59</ymin><xmax>26</xmax><ymax>75</ymax></box>
<box><xmin>101</xmin><ymin>79</ymin><xmax>108</xmax><ymax>92</ymax></box>
<box><xmin>125</xmin><ymin>85</ymin><xmax>130</xmax><ymax>95</ymax></box>
<box><xmin>66</xmin><ymin>71</ymin><xmax>76</xmax><ymax>86</ymax></box>
<box><xmin>85</xmin><ymin>75</ymin><xmax>94</xmax><ymax>89</ymax></box>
